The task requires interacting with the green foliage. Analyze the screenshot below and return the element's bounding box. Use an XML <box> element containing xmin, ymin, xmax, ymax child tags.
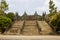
<box><xmin>50</xmin><ymin>14</ymin><xmax>57</xmax><ymax>26</ymax></box>
<box><xmin>48</xmin><ymin>13</ymin><xmax>55</xmax><ymax>17</ymax></box>
<box><xmin>57</xmin><ymin>19</ymin><xmax>60</xmax><ymax>27</ymax></box>
<box><xmin>7</xmin><ymin>12</ymin><xmax>15</xmax><ymax>21</ymax></box>
<box><xmin>0</xmin><ymin>0</ymin><xmax>8</xmax><ymax>11</ymax></box>
<box><xmin>15</xmin><ymin>12</ymin><xmax>20</xmax><ymax>20</ymax></box>
<box><xmin>42</xmin><ymin>12</ymin><xmax>46</xmax><ymax>20</ymax></box>
<box><xmin>49</xmin><ymin>0</ymin><xmax>57</xmax><ymax>14</ymax></box>
<box><xmin>0</xmin><ymin>0</ymin><xmax>8</xmax><ymax>16</ymax></box>
<box><xmin>0</xmin><ymin>10</ymin><xmax>4</xmax><ymax>15</ymax></box>
<box><xmin>0</xmin><ymin>16</ymin><xmax>12</xmax><ymax>33</ymax></box>
<box><xmin>50</xmin><ymin>13</ymin><xmax>60</xmax><ymax>27</ymax></box>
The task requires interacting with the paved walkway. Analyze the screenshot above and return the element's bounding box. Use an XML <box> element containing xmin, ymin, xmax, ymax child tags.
<box><xmin>0</xmin><ymin>35</ymin><xmax>60</xmax><ymax>40</ymax></box>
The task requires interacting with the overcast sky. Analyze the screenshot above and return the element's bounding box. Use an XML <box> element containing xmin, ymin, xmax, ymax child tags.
<box><xmin>5</xmin><ymin>0</ymin><xmax>60</xmax><ymax>15</ymax></box>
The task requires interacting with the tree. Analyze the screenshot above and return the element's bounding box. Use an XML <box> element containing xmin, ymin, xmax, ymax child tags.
<box><xmin>15</xmin><ymin>12</ymin><xmax>20</xmax><ymax>20</ymax></box>
<box><xmin>0</xmin><ymin>0</ymin><xmax>8</xmax><ymax>15</ymax></box>
<box><xmin>42</xmin><ymin>12</ymin><xmax>46</xmax><ymax>20</ymax></box>
<box><xmin>49</xmin><ymin>0</ymin><xmax>57</xmax><ymax>14</ymax></box>
<box><xmin>50</xmin><ymin>13</ymin><xmax>60</xmax><ymax>32</ymax></box>
<box><xmin>34</xmin><ymin>11</ymin><xmax>38</xmax><ymax>20</ymax></box>
<box><xmin>7</xmin><ymin>12</ymin><xmax>15</xmax><ymax>21</ymax></box>
<box><xmin>23</xmin><ymin>11</ymin><xmax>27</xmax><ymax>20</ymax></box>
<box><xmin>50</xmin><ymin>14</ymin><xmax>57</xmax><ymax>26</ymax></box>
<box><xmin>50</xmin><ymin>13</ymin><xmax>60</xmax><ymax>26</ymax></box>
<box><xmin>0</xmin><ymin>16</ymin><xmax>12</xmax><ymax>34</ymax></box>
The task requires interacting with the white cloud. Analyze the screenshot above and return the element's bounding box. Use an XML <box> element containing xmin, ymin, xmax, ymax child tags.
<box><xmin>5</xmin><ymin>0</ymin><xmax>60</xmax><ymax>15</ymax></box>
<box><xmin>53</xmin><ymin>0</ymin><xmax>60</xmax><ymax>10</ymax></box>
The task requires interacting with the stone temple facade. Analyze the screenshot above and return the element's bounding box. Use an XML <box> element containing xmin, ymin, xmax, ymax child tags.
<box><xmin>22</xmin><ymin>11</ymin><xmax>39</xmax><ymax>20</ymax></box>
<box><xmin>3</xmin><ymin>11</ymin><xmax>53</xmax><ymax>35</ymax></box>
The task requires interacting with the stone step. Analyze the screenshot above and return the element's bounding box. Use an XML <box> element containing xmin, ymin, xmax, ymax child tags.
<box><xmin>23</xmin><ymin>29</ymin><xmax>38</xmax><ymax>31</ymax></box>
<box><xmin>25</xmin><ymin>22</ymin><xmax>36</xmax><ymax>24</ymax></box>
<box><xmin>23</xmin><ymin>29</ymin><xmax>38</xmax><ymax>32</ymax></box>
<box><xmin>25</xmin><ymin>24</ymin><xmax>36</xmax><ymax>26</ymax></box>
<box><xmin>21</xmin><ymin>21</ymin><xmax>39</xmax><ymax>35</ymax></box>
<box><xmin>6</xmin><ymin>28</ymin><xmax>20</xmax><ymax>35</ymax></box>
<box><xmin>38</xmin><ymin>21</ymin><xmax>53</xmax><ymax>35</ymax></box>
<box><xmin>5</xmin><ymin>21</ymin><xmax>24</xmax><ymax>35</ymax></box>
<box><xmin>24</xmin><ymin>27</ymin><xmax>36</xmax><ymax>29</ymax></box>
<box><xmin>22</xmin><ymin>31</ymin><xmax>39</xmax><ymax>35</ymax></box>
<box><xmin>24</xmin><ymin>26</ymin><xmax>37</xmax><ymax>28</ymax></box>
<box><xmin>25</xmin><ymin>22</ymin><xmax>36</xmax><ymax>23</ymax></box>
<box><xmin>23</xmin><ymin>27</ymin><xmax>38</xmax><ymax>30</ymax></box>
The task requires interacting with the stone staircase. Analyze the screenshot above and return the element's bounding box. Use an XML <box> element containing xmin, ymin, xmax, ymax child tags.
<box><xmin>4</xmin><ymin>20</ymin><xmax>53</xmax><ymax>35</ymax></box>
<box><xmin>38</xmin><ymin>21</ymin><xmax>53</xmax><ymax>35</ymax></box>
<box><xmin>22</xmin><ymin>20</ymin><xmax>40</xmax><ymax>35</ymax></box>
<box><xmin>5</xmin><ymin>21</ymin><xmax>24</xmax><ymax>35</ymax></box>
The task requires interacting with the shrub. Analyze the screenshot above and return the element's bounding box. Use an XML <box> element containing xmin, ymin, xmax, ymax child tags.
<box><xmin>57</xmin><ymin>19</ymin><xmax>60</xmax><ymax>28</ymax></box>
<box><xmin>0</xmin><ymin>16</ymin><xmax>12</xmax><ymax>33</ymax></box>
<box><xmin>50</xmin><ymin>13</ymin><xmax>60</xmax><ymax>28</ymax></box>
<box><xmin>50</xmin><ymin>14</ymin><xmax>58</xmax><ymax>26</ymax></box>
<box><xmin>7</xmin><ymin>12</ymin><xmax>15</xmax><ymax>21</ymax></box>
